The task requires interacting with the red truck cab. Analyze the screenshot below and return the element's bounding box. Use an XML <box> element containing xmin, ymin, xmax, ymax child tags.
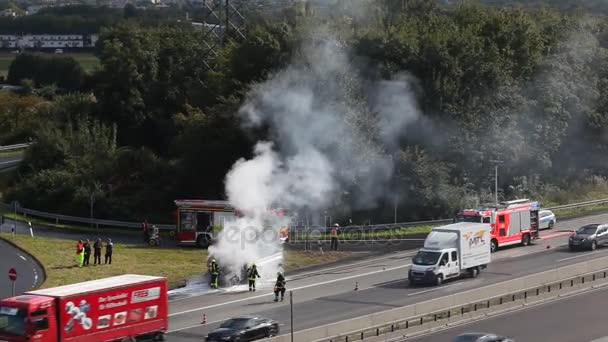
<box><xmin>0</xmin><ymin>274</ymin><xmax>167</xmax><ymax>342</ymax></box>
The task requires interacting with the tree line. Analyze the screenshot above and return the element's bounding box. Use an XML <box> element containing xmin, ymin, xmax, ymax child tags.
<box><xmin>3</xmin><ymin>0</ymin><xmax>608</xmax><ymax>223</ymax></box>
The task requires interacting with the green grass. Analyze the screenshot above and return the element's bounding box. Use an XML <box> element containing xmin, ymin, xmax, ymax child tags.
<box><xmin>0</xmin><ymin>52</ymin><xmax>100</xmax><ymax>77</ymax></box>
<box><xmin>0</xmin><ymin>234</ymin><xmax>352</xmax><ymax>290</ymax></box>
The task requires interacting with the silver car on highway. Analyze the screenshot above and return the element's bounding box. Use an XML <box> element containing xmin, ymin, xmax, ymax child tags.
<box><xmin>453</xmin><ymin>332</ymin><xmax>514</xmax><ymax>341</ymax></box>
<box><xmin>539</xmin><ymin>209</ymin><xmax>556</xmax><ymax>229</ymax></box>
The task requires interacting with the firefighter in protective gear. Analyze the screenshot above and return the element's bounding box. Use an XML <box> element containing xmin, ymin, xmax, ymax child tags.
<box><xmin>209</xmin><ymin>259</ymin><xmax>220</xmax><ymax>289</ymax></box>
<box><xmin>247</xmin><ymin>263</ymin><xmax>261</xmax><ymax>292</ymax></box>
<box><xmin>273</xmin><ymin>272</ymin><xmax>286</xmax><ymax>302</ymax></box>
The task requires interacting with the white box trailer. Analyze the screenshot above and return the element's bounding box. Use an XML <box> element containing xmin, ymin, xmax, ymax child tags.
<box><xmin>408</xmin><ymin>222</ymin><xmax>492</xmax><ymax>286</ymax></box>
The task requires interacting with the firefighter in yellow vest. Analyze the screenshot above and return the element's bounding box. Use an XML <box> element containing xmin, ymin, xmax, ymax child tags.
<box><xmin>247</xmin><ymin>263</ymin><xmax>261</xmax><ymax>292</ymax></box>
<box><xmin>209</xmin><ymin>259</ymin><xmax>220</xmax><ymax>289</ymax></box>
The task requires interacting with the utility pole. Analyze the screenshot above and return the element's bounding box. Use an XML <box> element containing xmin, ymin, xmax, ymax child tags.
<box><xmin>290</xmin><ymin>291</ymin><xmax>294</xmax><ymax>342</ymax></box>
<box><xmin>394</xmin><ymin>195</ymin><xmax>398</xmax><ymax>224</ymax></box>
<box><xmin>489</xmin><ymin>160</ymin><xmax>504</xmax><ymax>205</ymax></box>
<box><xmin>200</xmin><ymin>0</ymin><xmax>246</xmax><ymax>73</ymax></box>
<box><xmin>89</xmin><ymin>193</ymin><xmax>95</xmax><ymax>230</ymax></box>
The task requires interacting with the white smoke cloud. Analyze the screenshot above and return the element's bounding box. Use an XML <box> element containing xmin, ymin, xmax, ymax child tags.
<box><xmin>208</xmin><ymin>34</ymin><xmax>422</xmax><ymax>287</ymax></box>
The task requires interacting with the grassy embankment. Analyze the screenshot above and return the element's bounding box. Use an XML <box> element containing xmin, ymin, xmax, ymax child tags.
<box><xmin>0</xmin><ymin>233</ymin><xmax>351</xmax><ymax>290</ymax></box>
<box><xmin>0</xmin><ymin>52</ymin><xmax>100</xmax><ymax>78</ymax></box>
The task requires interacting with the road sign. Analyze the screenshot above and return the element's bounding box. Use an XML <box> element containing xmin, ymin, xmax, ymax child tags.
<box><xmin>8</xmin><ymin>268</ymin><xmax>17</xmax><ymax>281</ymax></box>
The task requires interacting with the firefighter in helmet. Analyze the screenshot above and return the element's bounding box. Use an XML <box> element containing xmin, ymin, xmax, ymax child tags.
<box><xmin>273</xmin><ymin>272</ymin><xmax>286</xmax><ymax>302</ymax></box>
<box><xmin>247</xmin><ymin>263</ymin><xmax>261</xmax><ymax>292</ymax></box>
<box><xmin>209</xmin><ymin>259</ymin><xmax>220</xmax><ymax>289</ymax></box>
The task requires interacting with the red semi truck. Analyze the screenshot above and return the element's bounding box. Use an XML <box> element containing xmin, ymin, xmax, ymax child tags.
<box><xmin>0</xmin><ymin>274</ymin><xmax>167</xmax><ymax>342</ymax></box>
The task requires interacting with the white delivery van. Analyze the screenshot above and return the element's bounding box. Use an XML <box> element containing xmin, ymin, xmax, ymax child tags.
<box><xmin>408</xmin><ymin>222</ymin><xmax>492</xmax><ymax>286</ymax></box>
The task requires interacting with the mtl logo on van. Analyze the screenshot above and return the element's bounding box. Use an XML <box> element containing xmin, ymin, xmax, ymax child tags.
<box><xmin>131</xmin><ymin>287</ymin><xmax>161</xmax><ymax>304</ymax></box>
<box><xmin>463</xmin><ymin>230</ymin><xmax>487</xmax><ymax>248</ymax></box>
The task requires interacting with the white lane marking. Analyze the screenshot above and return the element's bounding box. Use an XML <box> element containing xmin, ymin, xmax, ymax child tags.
<box><xmin>557</xmin><ymin>252</ymin><xmax>600</xmax><ymax>262</ymax></box>
<box><xmin>19</xmin><ymin>254</ymin><xmax>26</xmax><ymax>261</ymax></box>
<box><xmin>286</xmin><ymin>250</ymin><xmax>416</xmax><ymax>280</ymax></box>
<box><xmin>169</xmin><ymin>263</ymin><xmax>410</xmax><ymax>317</ymax></box>
<box><xmin>408</xmin><ymin>284</ymin><xmax>454</xmax><ymax>296</ymax></box>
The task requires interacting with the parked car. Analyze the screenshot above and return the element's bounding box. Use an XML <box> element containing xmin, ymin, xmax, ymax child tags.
<box><xmin>539</xmin><ymin>209</ymin><xmax>556</xmax><ymax>229</ymax></box>
<box><xmin>205</xmin><ymin>316</ymin><xmax>279</xmax><ymax>342</ymax></box>
<box><xmin>569</xmin><ymin>224</ymin><xmax>608</xmax><ymax>251</ymax></box>
<box><xmin>453</xmin><ymin>332</ymin><xmax>514</xmax><ymax>341</ymax></box>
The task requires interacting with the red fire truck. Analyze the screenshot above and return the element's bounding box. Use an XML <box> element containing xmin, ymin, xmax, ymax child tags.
<box><xmin>457</xmin><ymin>199</ymin><xmax>540</xmax><ymax>253</ymax></box>
<box><xmin>173</xmin><ymin>199</ymin><xmax>291</xmax><ymax>248</ymax></box>
<box><xmin>173</xmin><ymin>199</ymin><xmax>237</xmax><ymax>248</ymax></box>
<box><xmin>0</xmin><ymin>274</ymin><xmax>167</xmax><ymax>342</ymax></box>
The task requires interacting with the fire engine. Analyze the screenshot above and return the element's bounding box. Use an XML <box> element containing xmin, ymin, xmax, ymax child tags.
<box><xmin>173</xmin><ymin>199</ymin><xmax>237</xmax><ymax>247</ymax></box>
<box><xmin>456</xmin><ymin>199</ymin><xmax>540</xmax><ymax>253</ymax></box>
<box><xmin>173</xmin><ymin>199</ymin><xmax>291</xmax><ymax>248</ymax></box>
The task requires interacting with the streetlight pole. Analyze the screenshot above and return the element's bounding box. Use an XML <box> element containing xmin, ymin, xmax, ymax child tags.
<box><xmin>394</xmin><ymin>195</ymin><xmax>398</xmax><ymax>224</ymax></box>
<box><xmin>290</xmin><ymin>291</ymin><xmax>294</xmax><ymax>342</ymax></box>
<box><xmin>489</xmin><ymin>160</ymin><xmax>504</xmax><ymax>205</ymax></box>
<box><xmin>89</xmin><ymin>193</ymin><xmax>95</xmax><ymax>230</ymax></box>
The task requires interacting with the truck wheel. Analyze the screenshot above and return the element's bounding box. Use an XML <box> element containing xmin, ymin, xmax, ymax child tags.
<box><xmin>469</xmin><ymin>267</ymin><xmax>479</xmax><ymax>278</ymax></box>
<box><xmin>153</xmin><ymin>332</ymin><xmax>165</xmax><ymax>341</ymax></box>
<box><xmin>196</xmin><ymin>235</ymin><xmax>209</xmax><ymax>248</ymax></box>
<box><xmin>435</xmin><ymin>274</ymin><xmax>443</xmax><ymax>286</ymax></box>
<box><xmin>521</xmin><ymin>234</ymin><xmax>530</xmax><ymax>246</ymax></box>
<box><xmin>490</xmin><ymin>239</ymin><xmax>498</xmax><ymax>253</ymax></box>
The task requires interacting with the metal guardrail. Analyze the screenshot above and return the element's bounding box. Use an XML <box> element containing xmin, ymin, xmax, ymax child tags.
<box><xmin>319</xmin><ymin>269</ymin><xmax>608</xmax><ymax>342</ymax></box>
<box><xmin>1</xmin><ymin>197</ymin><xmax>608</xmax><ymax>233</ymax></box>
<box><xmin>0</xmin><ymin>143</ymin><xmax>31</xmax><ymax>152</ymax></box>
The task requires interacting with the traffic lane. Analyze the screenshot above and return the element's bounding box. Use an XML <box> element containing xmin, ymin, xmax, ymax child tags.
<box><xmin>408</xmin><ymin>285</ymin><xmax>608</xmax><ymax>342</ymax></box>
<box><xmin>167</xmin><ymin>234</ymin><xmax>572</xmax><ymax>331</ymax></box>
<box><xmin>0</xmin><ymin>153</ymin><xmax>23</xmax><ymax>164</ymax></box>
<box><xmin>554</xmin><ymin>211</ymin><xmax>608</xmax><ymax>230</ymax></box>
<box><xmin>166</xmin><ymin>240</ymin><xmax>550</xmax><ymax>331</ymax></box>
<box><xmin>167</xmin><ymin>228</ymin><xmax>571</xmax><ymax>316</ymax></box>
<box><xmin>0</xmin><ymin>238</ymin><xmax>44</xmax><ymax>299</ymax></box>
<box><xmin>165</xmin><ymin>237</ymin><xmax>576</xmax><ymax>331</ymax></box>
<box><xmin>167</xmin><ymin>241</ymin><xmax>608</xmax><ymax>340</ymax></box>
<box><xmin>168</xmin><ymin>249</ymin><xmax>419</xmax><ymax>313</ymax></box>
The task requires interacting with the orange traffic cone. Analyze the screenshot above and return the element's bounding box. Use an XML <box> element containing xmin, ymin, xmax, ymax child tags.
<box><xmin>201</xmin><ymin>314</ymin><xmax>207</xmax><ymax>324</ymax></box>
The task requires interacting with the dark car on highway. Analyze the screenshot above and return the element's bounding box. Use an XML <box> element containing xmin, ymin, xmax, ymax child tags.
<box><xmin>453</xmin><ymin>332</ymin><xmax>514</xmax><ymax>341</ymax></box>
<box><xmin>569</xmin><ymin>224</ymin><xmax>608</xmax><ymax>251</ymax></box>
<box><xmin>205</xmin><ymin>316</ymin><xmax>279</xmax><ymax>342</ymax></box>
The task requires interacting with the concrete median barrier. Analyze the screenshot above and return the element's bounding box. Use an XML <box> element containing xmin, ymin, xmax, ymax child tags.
<box><xmin>267</xmin><ymin>254</ymin><xmax>608</xmax><ymax>342</ymax></box>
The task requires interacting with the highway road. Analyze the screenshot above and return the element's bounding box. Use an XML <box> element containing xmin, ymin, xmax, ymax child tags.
<box><xmin>166</xmin><ymin>211</ymin><xmax>608</xmax><ymax>341</ymax></box>
<box><xmin>166</xmin><ymin>231</ymin><xmax>582</xmax><ymax>340</ymax></box>
<box><xmin>0</xmin><ymin>152</ymin><xmax>23</xmax><ymax>172</ymax></box>
<box><xmin>0</xmin><ymin>238</ymin><xmax>44</xmax><ymax>299</ymax></box>
<box><xmin>408</xmin><ymin>284</ymin><xmax>608</xmax><ymax>342</ymax></box>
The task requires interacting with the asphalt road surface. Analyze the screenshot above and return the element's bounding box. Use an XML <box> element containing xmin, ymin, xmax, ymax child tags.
<box><xmin>0</xmin><ymin>152</ymin><xmax>23</xmax><ymax>172</ymax></box>
<box><xmin>0</xmin><ymin>238</ymin><xmax>44</xmax><ymax>299</ymax></box>
<box><xmin>408</xmin><ymin>285</ymin><xmax>608</xmax><ymax>342</ymax></box>
<box><xmin>166</xmin><ymin>211</ymin><xmax>608</xmax><ymax>341</ymax></box>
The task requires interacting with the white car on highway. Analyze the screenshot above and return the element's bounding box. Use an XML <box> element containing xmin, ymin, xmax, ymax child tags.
<box><xmin>539</xmin><ymin>209</ymin><xmax>556</xmax><ymax>229</ymax></box>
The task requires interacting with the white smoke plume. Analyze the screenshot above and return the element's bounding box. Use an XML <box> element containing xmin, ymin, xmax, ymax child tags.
<box><xmin>208</xmin><ymin>34</ymin><xmax>422</xmax><ymax>287</ymax></box>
